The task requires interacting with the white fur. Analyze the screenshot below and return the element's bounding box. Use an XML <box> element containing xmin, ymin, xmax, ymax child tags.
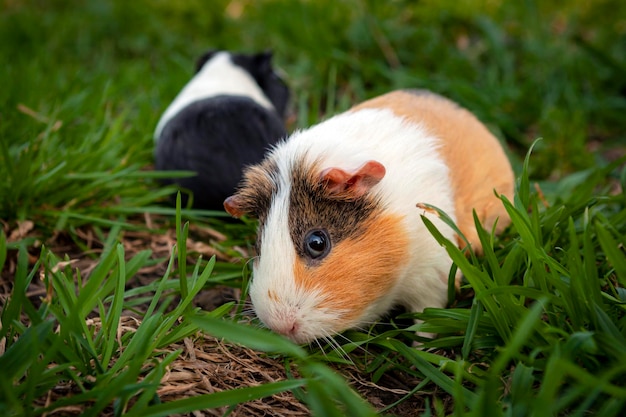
<box><xmin>253</xmin><ymin>108</ymin><xmax>458</xmax><ymax>342</ymax></box>
<box><xmin>154</xmin><ymin>51</ymin><xmax>275</xmax><ymax>140</ymax></box>
<box><xmin>249</xmin><ymin>162</ymin><xmax>344</xmax><ymax>343</ymax></box>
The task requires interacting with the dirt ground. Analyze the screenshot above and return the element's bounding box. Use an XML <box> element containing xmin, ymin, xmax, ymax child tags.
<box><xmin>1</xmin><ymin>217</ymin><xmax>441</xmax><ymax>416</ymax></box>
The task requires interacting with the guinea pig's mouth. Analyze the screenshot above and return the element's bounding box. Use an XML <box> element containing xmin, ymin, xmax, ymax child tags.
<box><xmin>256</xmin><ymin>303</ymin><xmax>352</xmax><ymax>345</ymax></box>
<box><xmin>270</xmin><ymin>322</ymin><xmax>342</xmax><ymax>345</ymax></box>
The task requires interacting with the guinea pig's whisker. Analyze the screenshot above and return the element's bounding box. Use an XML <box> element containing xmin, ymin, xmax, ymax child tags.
<box><xmin>319</xmin><ymin>334</ymin><xmax>334</xmax><ymax>351</ymax></box>
<box><xmin>355</xmin><ymin>320</ymin><xmax>384</xmax><ymax>326</ymax></box>
<box><xmin>240</xmin><ymin>303</ymin><xmax>255</xmax><ymax>312</ymax></box>
<box><xmin>313</xmin><ymin>338</ymin><xmax>327</xmax><ymax>358</ymax></box>
<box><xmin>331</xmin><ymin>343</ymin><xmax>351</xmax><ymax>363</ymax></box>
<box><xmin>350</xmin><ymin>325</ymin><xmax>373</xmax><ymax>335</ymax></box>
<box><xmin>333</xmin><ymin>332</ymin><xmax>366</xmax><ymax>356</ymax></box>
<box><xmin>319</xmin><ymin>335</ymin><xmax>343</xmax><ymax>361</ymax></box>
<box><xmin>241</xmin><ymin>308</ymin><xmax>255</xmax><ymax>317</ymax></box>
<box><xmin>242</xmin><ymin>256</ymin><xmax>257</xmax><ymax>273</ymax></box>
<box><xmin>321</xmin><ymin>332</ymin><xmax>353</xmax><ymax>365</ymax></box>
<box><xmin>332</xmin><ymin>332</ymin><xmax>353</xmax><ymax>344</ymax></box>
<box><xmin>233</xmin><ymin>303</ymin><xmax>252</xmax><ymax>313</ymax></box>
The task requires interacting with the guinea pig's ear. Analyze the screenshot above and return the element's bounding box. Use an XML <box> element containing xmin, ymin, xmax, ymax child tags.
<box><xmin>224</xmin><ymin>162</ymin><xmax>277</xmax><ymax>218</ymax></box>
<box><xmin>223</xmin><ymin>194</ymin><xmax>247</xmax><ymax>218</ymax></box>
<box><xmin>320</xmin><ymin>160</ymin><xmax>386</xmax><ymax>198</ymax></box>
<box><xmin>253</xmin><ymin>50</ymin><xmax>273</xmax><ymax>73</ymax></box>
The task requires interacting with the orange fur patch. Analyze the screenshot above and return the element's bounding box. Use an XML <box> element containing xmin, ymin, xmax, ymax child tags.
<box><xmin>352</xmin><ymin>90</ymin><xmax>515</xmax><ymax>253</ymax></box>
<box><xmin>293</xmin><ymin>213</ymin><xmax>409</xmax><ymax>327</ymax></box>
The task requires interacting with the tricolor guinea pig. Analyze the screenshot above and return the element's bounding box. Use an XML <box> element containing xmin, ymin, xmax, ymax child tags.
<box><xmin>224</xmin><ymin>90</ymin><xmax>514</xmax><ymax>344</ymax></box>
<box><xmin>154</xmin><ymin>50</ymin><xmax>289</xmax><ymax>210</ymax></box>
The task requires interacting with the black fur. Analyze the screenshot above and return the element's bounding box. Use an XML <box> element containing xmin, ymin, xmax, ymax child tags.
<box><xmin>155</xmin><ymin>51</ymin><xmax>289</xmax><ymax>210</ymax></box>
<box><xmin>194</xmin><ymin>50</ymin><xmax>289</xmax><ymax>116</ymax></box>
<box><xmin>230</xmin><ymin>51</ymin><xmax>289</xmax><ymax>117</ymax></box>
<box><xmin>156</xmin><ymin>95</ymin><xmax>286</xmax><ymax>210</ymax></box>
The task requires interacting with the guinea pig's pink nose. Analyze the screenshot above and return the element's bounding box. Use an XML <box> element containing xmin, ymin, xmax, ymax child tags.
<box><xmin>271</xmin><ymin>319</ymin><xmax>299</xmax><ymax>338</ymax></box>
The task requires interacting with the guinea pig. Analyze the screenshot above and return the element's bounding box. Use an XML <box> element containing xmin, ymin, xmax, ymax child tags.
<box><xmin>224</xmin><ymin>89</ymin><xmax>514</xmax><ymax>344</ymax></box>
<box><xmin>154</xmin><ymin>50</ymin><xmax>289</xmax><ymax>210</ymax></box>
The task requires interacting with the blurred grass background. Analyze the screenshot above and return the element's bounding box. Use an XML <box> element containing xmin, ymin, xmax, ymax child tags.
<box><xmin>1</xmin><ymin>1</ymin><xmax>624</xmax><ymax>230</ymax></box>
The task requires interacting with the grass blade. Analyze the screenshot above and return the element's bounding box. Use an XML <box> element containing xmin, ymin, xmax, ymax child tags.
<box><xmin>127</xmin><ymin>379</ymin><xmax>307</xmax><ymax>417</ymax></box>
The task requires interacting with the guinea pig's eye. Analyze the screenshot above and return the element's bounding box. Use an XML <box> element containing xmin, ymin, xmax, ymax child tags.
<box><xmin>303</xmin><ymin>230</ymin><xmax>331</xmax><ymax>260</ymax></box>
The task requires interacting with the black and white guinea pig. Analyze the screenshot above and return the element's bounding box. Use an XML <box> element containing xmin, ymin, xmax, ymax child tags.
<box><xmin>154</xmin><ymin>50</ymin><xmax>289</xmax><ymax>210</ymax></box>
<box><xmin>224</xmin><ymin>89</ymin><xmax>514</xmax><ymax>344</ymax></box>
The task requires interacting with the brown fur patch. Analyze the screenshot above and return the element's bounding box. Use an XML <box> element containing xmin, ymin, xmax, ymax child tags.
<box><xmin>288</xmin><ymin>157</ymin><xmax>382</xmax><ymax>263</ymax></box>
<box><xmin>267</xmin><ymin>289</ymin><xmax>278</xmax><ymax>302</ymax></box>
<box><xmin>293</xmin><ymin>213</ymin><xmax>410</xmax><ymax>327</ymax></box>
<box><xmin>226</xmin><ymin>158</ymin><xmax>278</xmax><ymax>222</ymax></box>
<box><xmin>351</xmin><ymin>90</ymin><xmax>515</xmax><ymax>253</ymax></box>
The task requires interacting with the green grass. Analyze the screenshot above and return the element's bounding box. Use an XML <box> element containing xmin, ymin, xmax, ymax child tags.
<box><xmin>1</xmin><ymin>0</ymin><xmax>625</xmax><ymax>416</ymax></box>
